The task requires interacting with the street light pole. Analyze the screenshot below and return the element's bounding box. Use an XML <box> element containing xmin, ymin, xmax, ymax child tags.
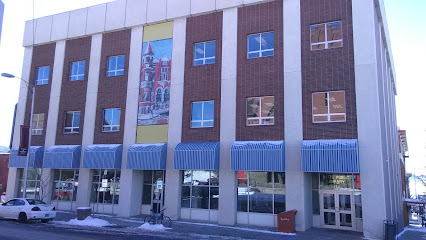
<box><xmin>1</xmin><ymin>73</ymin><xmax>35</xmax><ymax>198</ymax></box>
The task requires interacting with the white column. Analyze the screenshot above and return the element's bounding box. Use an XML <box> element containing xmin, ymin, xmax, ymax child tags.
<box><xmin>76</xmin><ymin>34</ymin><xmax>102</xmax><ymax>208</ymax></box>
<box><xmin>42</xmin><ymin>40</ymin><xmax>66</xmax><ymax>203</ymax></box>
<box><xmin>6</xmin><ymin>46</ymin><xmax>33</xmax><ymax>200</ymax></box>
<box><xmin>218</xmin><ymin>7</ymin><xmax>238</xmax><ymax>226</ymax></box>
<box><xmin>164</xmin><ymin>17</ymin><xmax>186</xmax><ymax>220</ymax></box>
<box><xmin>352</xmin><ymin>1</ymin><xmax>387</xmax><ymax>239</ymax></box>
<box><xmin>118</xmin><ymin>26</ymin><xmax>144</xmax><ymax>217</ymax></box>
<box><xmin>283</xmin><ymin>0</ymin><xmax>312</xmax><ymax>231</ymax></box>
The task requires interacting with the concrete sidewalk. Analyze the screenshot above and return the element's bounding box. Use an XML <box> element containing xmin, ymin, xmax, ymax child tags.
<box><xmin>53</xmin><ymin>211</ymin><xmax>367</xmax><ymax>240</ymax></box>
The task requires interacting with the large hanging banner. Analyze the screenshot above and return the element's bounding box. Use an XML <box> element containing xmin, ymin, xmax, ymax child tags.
<box><xmin>137</xmin><ymin>22</ymin><xmax>173</xmax><ymax>143</ymax></box>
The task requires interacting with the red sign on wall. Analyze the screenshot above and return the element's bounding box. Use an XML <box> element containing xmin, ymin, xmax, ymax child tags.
<box><xmin>18</xmin><ymin>125</ymin><xmax>29</xmax><ymax>156</ymax></box>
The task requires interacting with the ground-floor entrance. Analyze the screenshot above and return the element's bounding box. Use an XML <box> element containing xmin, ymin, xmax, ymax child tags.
<box><xmin>320</xmin><ymin>190</ymin><xmax>355</xmax><ymax>231</ymax></box>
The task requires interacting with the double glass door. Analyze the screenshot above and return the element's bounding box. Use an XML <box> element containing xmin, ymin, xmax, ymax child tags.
<box><xmin>320</xmin><ymin>191</ymin><xmax>355</xmax><ymax>230</ymax></box>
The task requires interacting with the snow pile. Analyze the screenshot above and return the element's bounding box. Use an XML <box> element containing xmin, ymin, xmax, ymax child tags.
<box><xmin>138</xmin><ymin>223</ymin><xmax>170</xmax><ymax>231</ymax></box>
<box><xmin>60</xmin><ymin>217</ymin><xmax>112</xmax><ymax>227</ymax></box>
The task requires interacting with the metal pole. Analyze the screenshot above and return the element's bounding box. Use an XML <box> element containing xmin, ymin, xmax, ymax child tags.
<box><xmin>23</xmin><ymin>86</ymin><xmax>35</xmax><ymax>198</ymax></box>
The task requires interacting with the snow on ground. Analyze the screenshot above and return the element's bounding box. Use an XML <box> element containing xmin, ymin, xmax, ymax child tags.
<box><xmin>138</xmin><ymin>223</ymin><xmax>170</xmax><ymax>231</ymax></box>
<box><xmin>55</xmin><ymin>217</ymin><xmax>112</xmax><ymax>227</ymax></box>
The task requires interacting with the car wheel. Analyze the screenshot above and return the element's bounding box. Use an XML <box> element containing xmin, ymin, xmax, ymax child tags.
<box><xmin>41</xmin><ymin>219</ymin><xmax>49</xmax><ymax>223</ymax></box>
<box><xmin>18</xmin><ymin>212</ymin><xmax>27</xmax><ymax>223</ymax></box>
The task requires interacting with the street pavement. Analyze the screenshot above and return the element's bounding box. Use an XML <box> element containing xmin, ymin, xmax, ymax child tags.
<box><xmin>0</xmin><ymin>211</ymin><xmax>425</xmax><ymax>240</ymax></box>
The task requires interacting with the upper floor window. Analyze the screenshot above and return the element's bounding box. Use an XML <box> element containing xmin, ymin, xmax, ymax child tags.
<box><xmin>32</xmin><ymin>113</ymin><xmax>45</xmax><ymax>135</ymax></box>
<box><xmin>247</xmin><ymin>32</ymin><xmax>274</xmax><ymax>59</ymax></box>
<box><xmin>160</xmin><ymin>67</ymin><xmax>169</xmax><ymax>81</ymax></box>
<box><xmin>103</xmin><ymin>108</ymin><xmax>120</xmax><ymax>132</ymax></box>
<box><xmin>246</xmin><ymin>96</ymin><xmax>274</xmax><ymax>126</ymax></box>
<box><xmin>194</xmin><ymin>41</ymin><xmax>216</xmax><ymax>66</ymax></box>
<box><xmin>70</xmin><ymin>61</ymin><xmax>86</xmax><ymax>81</ymax></box>
<box><xmin>310</xmin><ymin>21</ymin><xmax>343</xmax><ymax>51</ymax></box>
<box><xmin>64</xmin><ymin>111</ymin><xmax>80</xmax><ymax>133</ymax></box>
<box><xmin>107</xmin><ymin>55</ymin><xmax>125</xmax><ymax>77</ymax></box>
<box><xmin>312</xmin><ymin>91</ymin><xmax>346</xmax><ymax>123</ymax></box>
<box><xmin>35</xmin><ymin>66</ymin><xmax>50</xmax><ymax>85</ymax></box>
<box><xmin>191</xmin><ymin>101</ymin><xmax>214</xmax><ymax>128</ymax></box>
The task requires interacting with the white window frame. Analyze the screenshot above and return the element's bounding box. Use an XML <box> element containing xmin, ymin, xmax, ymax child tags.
<box><xmin>70</xmin><ymin>61</ymin><xmax>85</xmax><ymax>81</ymax></box>
<box><xmin>312</xmin><ymin>91</ymin><xmax>346</xmax><ymax>123</ymax></box>
<box><xmin>64</xmin><ymin>111</ymin><xmax>80</xmax><ymax>134</ymax></box>
<box><xmin>107</xmin><ymin>55</ymin><xmax>125</xmax><ymax>77</ymax></box>
<box><xmin>102</xmin><ymin>108</ymin><xmax>120</xmax><ymax>132</ymax></box>
<box><xmin>160</xmin><ymin>67</ymin><xmax>169</xmax><ymax>81</ymax></box>
<box><xmin>35</xmin><ymin>66</ymin><xmax>50</xmax><ymax>85</ymax></box>
<box><xmin>193</xmin><ymin>41</ymin><xmax>216</xmax><ymax>66</ymax></box>
<box><xmin>310</xmin><ymin>21</ymin><xmax>343</xmax><ymax>51</ymax></box>
<box><xmin>32</xmin><ymin>113</ymin><xmax>44</xmax><ymax>135</ymax></box>
<box><xmin>191</xmin><ymin>101</ymin><xmax>214</xmax><ymax>128</ymax></box>
<box><xmin>247</xmin><ymin>32</ymin><xmax>274</xmax><ymax>59</ymax></box>
<box><xmin>246</xmin><ymin>96</ymin><xmax>274</xmax><ymax>126</ymax></box>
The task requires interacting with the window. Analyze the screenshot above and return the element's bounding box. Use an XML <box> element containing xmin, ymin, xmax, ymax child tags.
<box><xmin>310</xmin><ymin>21</ymin><xmax>343</xmax><ymax>51</ymax></box>
<box><xmin>64</xmin><ymin>111</ymin><xmax>80</xmax><ymax>133</ymax></box>
<box><xmin>102</xmin><ymin>108</ymin><xmax>120</xmax><ymax>132</ymax></box>
<box><xmin>18</xmin><ymin>169</ymin><xmax>41</xmax><ymax>199</ymax></box>
<box><xmin>160</xmin><ymin>67</ymin><xmax>169</xmax><ymax>81</ymax></box>
<box><xmin>52</xmin><ymin>169</ymin><xmax>79</xmax><ymax>202</ymax></box>
<box><xmin>142</xmin><ymin>170</ymin><xmax>166</xmax><ymax>207</ymax></box>
<box><xmin>70</xmin><ymin>61</ymin><xmax>86</xmax><ymax>81</ymax></box>
<box><xmin>246</xmin><ymin>96</ymin><xmax>274</xmax><ymax>126</ymax></box>
<box><xmin>193</xmin><ymin>41</ymin><xmax>216</xmax><ymax>66</ymax></box>
<box><xmin>35</xmin><ymin>66</ymin><xmax>50</xmax><ymax>85</ymax></box>
<box><xmin>191</xmin><ymin>101</ymin><xmax>214</xmax><ymax>128</ymax></box>
<box><xmin>312</xmin><ymin>91</ymin><xmax>346</xmax><ymax>123</ymax></box>
<box><xmin>32</xmin><ymin>113</ymin><xmax>44</xmax><ymax>135</ymax></box>
<box><xmin>90</xmin><ymin>169</ymin><xmax>120</xmax><ymax>204</ymax></box>
<box><xmin>107</xmin><ymin>55</ymin><xmax>125</xmax><ymax>77</ymax></box>
<box><xmin>182</xmin><ymin>170</ymin><xmax>219</xmax><ymax>210</ymax></box>
<box><xmin>237</xmin><ymin>172</ymin><xmax>285</xmax><ymax>214</ymax></box>
<box><xmin>247</xmin><ymin>32</ymin><xmax>274</xmax><ymax>59</ymax></box>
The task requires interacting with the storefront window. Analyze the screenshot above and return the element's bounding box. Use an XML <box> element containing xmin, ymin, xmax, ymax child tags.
<box><xmin>52</xmin><ymin>169</ymin><xmax>79</xmax><ymax>201</ymax></box>
<box><xmin>18</xmin><ymin>169</ymin><xmax>41</xmax><ymax>199</ymax></box>
<box><xmin>237</xmin><ymin>172</ymin><xmax>285</xmax><ymax>214</ymax></box>
<box><xmin>181</xmin><ymin>170</ymin><xmax>219</xmax><ymax>210</ymax></box>
<box><xmin>91</xmin><ymin>170</ymin><xmax>120</xmax><ymax>204</ymax></box>
<box><xmin>142</xmin><ymin>170</ymin><xmax>165</xmax><ymax>205</ymax></box>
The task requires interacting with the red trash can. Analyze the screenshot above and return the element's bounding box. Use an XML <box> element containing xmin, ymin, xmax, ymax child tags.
<box><xmin>277</xmin><ymin>209</ymin><xmax>297</xmax><ymax>233</ymax></box>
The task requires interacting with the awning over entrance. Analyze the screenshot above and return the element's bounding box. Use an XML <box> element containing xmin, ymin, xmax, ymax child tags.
<box><xmin>174</xmin><ymin>142</ymin><xmax>220</xmax><ymax>170</ymax></box>
<box><xmin>127</xmin><ymin>143</ymin><xmax>167</xmax><ymax>170</ymax></box>
<box><xmin>301</xmin><ymin>139</ymin><xmax>359</xmax><ymax>173</ymax></box>
<box><xmin>43</xmin><ymin>145</ymin><xmax>81</xmax><ymax>169</ymax></box>
<box><xmin>9</xmin><ymin>146</ymin><xmax>44</xmax><ymax>168</ymax></box>
<box><xmin>83</xmin><ymin>144</ymin><xmax>123</xmax><ymax>169</ymax></box>
<box><xmin>405</xmin><ymin>198</ymin><xmax>426</xmax><ymax>205</ymax></box>
<box><xmin>231</xmin><ymin>141</ymin><xmax>285</xmax><ymax>172</ymax></box>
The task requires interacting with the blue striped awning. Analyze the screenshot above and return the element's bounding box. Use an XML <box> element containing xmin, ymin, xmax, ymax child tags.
<box><xmin>83</xmin><ymin>144</ymin><xmax>123</xmax><ymax>169</ymax></box>
<box><xmin>301</xmin><ymin>139</ymin><xmax>359</xmax><ymax>173</ymax></box>
<box><xmin>127</xmin><ymin>143</ymin><xmax>167</xmax><ymax>170</ymax></box>
<box><xmin>43</xmin><ymin>145</ymin><xmax>81</xmax><ymax>169</ymax></box>
<box><xmin>174</xmin><ymin>142</ymin><xmax>220</xmax><ymax>170</ymax></box>
<box><xmin>231</xmin><ymin>141</ymin><xmax>285</xmax><ymax>171</ymax></box>
<box><xmin>9</xmin><ymin>146</ymin><xmax>44</xmax><ymax>168</ymax></box>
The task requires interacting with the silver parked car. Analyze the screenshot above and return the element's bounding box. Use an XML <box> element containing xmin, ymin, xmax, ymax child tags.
<box><xmin>0</xmin><ymin>198</ymin><xmax>56</xmax><ymax>223</ymax></box>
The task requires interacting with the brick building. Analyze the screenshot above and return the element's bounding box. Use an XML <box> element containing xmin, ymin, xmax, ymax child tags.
<box><xmin>6</xmin><ymin>0</ymin><xmax>402</xmax><ymax>239</ymax></box>
<box><xmin>0</xmin><ymin>154</ymin><xmax>9</xmax><ymax>193</ymax></box>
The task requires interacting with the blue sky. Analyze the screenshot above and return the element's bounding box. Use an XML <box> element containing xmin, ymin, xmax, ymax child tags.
<box><xmin>142</xmin><ymin>39</ymin><xmax>173</xmax><ymax>61</ymax></box>
<box><xmin>0</xmin><ymin>0</ymin><xmax>424</xmax><ymax>176</ymax></box>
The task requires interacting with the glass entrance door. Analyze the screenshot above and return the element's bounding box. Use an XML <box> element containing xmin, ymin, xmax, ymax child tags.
<box><xmin>320</xmin><ymin>191</ymin><xmax>355</xmax><ymax>230</ymax></box>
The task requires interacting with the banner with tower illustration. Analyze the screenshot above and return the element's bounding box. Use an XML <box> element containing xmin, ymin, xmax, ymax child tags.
<box><xmin>137</xmin><ymin>22</ymin><xmax>173</xmax><ymax>143</ymax></box>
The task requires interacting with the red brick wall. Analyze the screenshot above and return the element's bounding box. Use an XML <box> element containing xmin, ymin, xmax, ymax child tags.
<box><xmin>0</xmin><ymin>154</ymin><xmax>9</xmax><ymax>193</ymax></box>
<box><xmin>236</xmin><ymin>0</ymin><xmax>284</xmax><ymax>141</ymax></box>
<box><xmin>181</xmin><ymin>12</ymin><xmax>223</xmax><ymax>142</ymax></box>
<box><xmin>94</xmin><ymin>30</ymin><xmax>131</xmax><ymax>144</ymax></box>
<box><xmin>56</xmin><ymin>37</ymin><xmax>92</xmax><ymax>145</ymax></box>
<box><xmin>301</xmin><ymin>0</ymin><xmax>358</xmax><ymax>140</ymax></box>
<box><xmin>24</xmin><ymin>43</ymin><xmax>56</xmax><ymax>147</ymax></box>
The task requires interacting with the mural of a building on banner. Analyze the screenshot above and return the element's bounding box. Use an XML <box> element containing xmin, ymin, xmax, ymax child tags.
<box><xmin>137</xmin><ymin>22</ymin><xmax>173</xmax><ymax>143</ymax></box>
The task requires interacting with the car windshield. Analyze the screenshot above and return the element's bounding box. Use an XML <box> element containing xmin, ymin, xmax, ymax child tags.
<box><xmin>27</xmin><ymin>199</ymin><xmax>46</xmax><ymax>205</ymax></box>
